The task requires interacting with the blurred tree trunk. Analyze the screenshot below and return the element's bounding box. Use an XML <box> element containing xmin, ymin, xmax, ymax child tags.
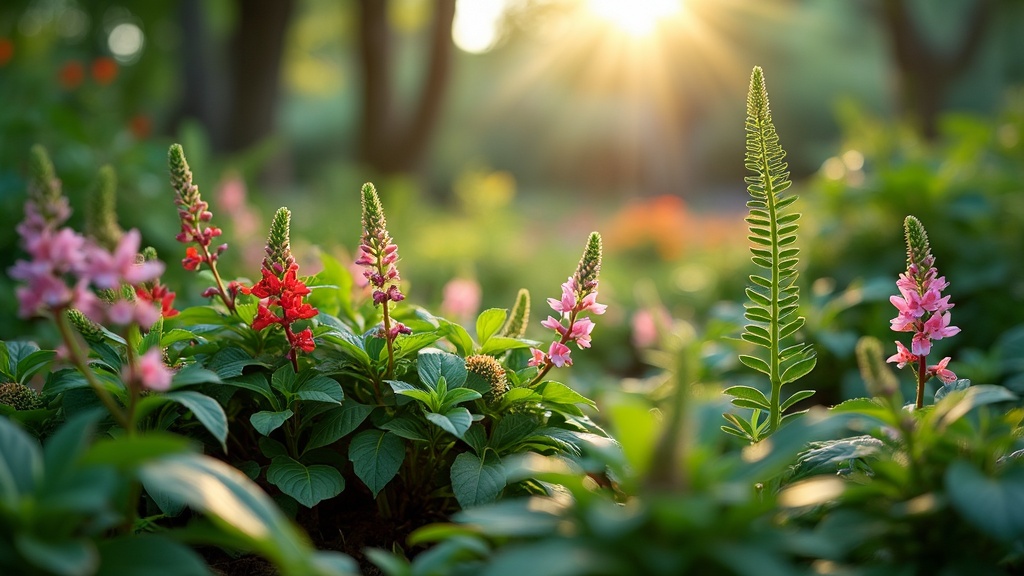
<box><xmin>356</xmin><ymin>0</ymin><xmax>457</xmax><ymax>175</ymax></box>
<box><xmin>880</xmin><ymin>0</ymin><xmax>993</xmax><ymax>140</ymax></box>
<box><xmin>225</xmin><ymin>0</ymin><xmax>297</xmax><ymax>153</ymax></box>
<box><xmin>171</xmin><ymin>0</ymin><xmax>228</xmax><ymax>147</ymax></box>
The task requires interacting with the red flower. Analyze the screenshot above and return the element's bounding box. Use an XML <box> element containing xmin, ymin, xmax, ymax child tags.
<box><xmin>135</xmin><ymin>283</ymin><xmax>179</xmax><ymax>318</ymax></box>
<box><xmin>0</xmin><ymin>38</ymin><xmax>13</xmax><ymax>67</ymax></box>
<box><xmin>252</xmin><ymin>305</ymin><xmax>282</xmax><ymax>332</ymax></box>
<box><xmin>58</xmin><ymin>60</ymin><xmax>84</xmax><ymax>90</ymax></box>
<box><xmin>91</xmin><ymin>57</ymin><xmax>118</xmax><ymax>85</ymax></box>
<box><xmin>182</xmin><ymin>246</ymin><xmax>203</xmax><ymax>271</ymax></box>
<box><xmin>292</xmin><ymin>328</ymin><xmax>315</xmax><ymax>353</ymax></box>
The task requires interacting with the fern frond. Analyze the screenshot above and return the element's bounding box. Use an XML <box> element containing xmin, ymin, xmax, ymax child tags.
<box><xmin>730</xmin><ymin>66</ymin><xmax>816</xmax><ymax>438</ymax></box>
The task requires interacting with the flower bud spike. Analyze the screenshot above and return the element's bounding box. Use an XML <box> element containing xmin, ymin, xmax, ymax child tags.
<box><xmin>86</xmin><ymin>165</ymin><xmax>124</xmax><ymax>250</ymax></box>
<box><xmin>573</xmin><ymin>232</ymin><xmax>603</xmax><ymax>293</ymax></box>
<box><xmin>856</xmin><ymin>336</ymin><xmax>899</xmax><ymax>400</ymax></box>
<box><xmin>169</xmin><ymin>144</ymin><xmax>201</xmax><ymax>210</ymax></box>
<box><xmin>67</xmin><ymin>308</ymin><xmax>106</xmax><ymax>344</ymax></box>
<box><xmin>500</xmin><ymin>288</ymin><xmax>531</xmax><ymax>338</ymax></box>
<box><xmin>361</xmin><ymin>183</ymin><xmax>388</xmax><ymax>247</ymax></box>
<box><xmin>903</xmin><ymin>215</ymin><xmax>932</xmax><ymax>272</ymax></box>
<box><xmin>263</xmin><ymin>207</ymin><xmax>294</xmax><ymax>275</ymax></box>
<box><xmin>27</xmin><ymin>144</ymin><xmax>71</xmax><ymax>227</ymax></box>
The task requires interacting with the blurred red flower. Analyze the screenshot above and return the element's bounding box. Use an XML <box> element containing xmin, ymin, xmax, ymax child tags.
<box><xmin>58</xmin><ymin>60</ymin><xmax>84</xmax><ymax>89</ymax></box>
<box><xmin>91</xmin><ymin>57</ymin><xmax>118</xmax><ymax>85</ymax></box>
<box><xmin>0</xmin><ymin>38</ymin><xmax>13</xmax><ymax>67</ymax></box>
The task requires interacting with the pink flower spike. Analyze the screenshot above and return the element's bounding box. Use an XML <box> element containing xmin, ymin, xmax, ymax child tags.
<box><xmin>135</xmin><ymin>348</ymin><xmax>173</xmax><ymax>392</ymax></box>
<box><xmin>527</xmin><ymin>348</ymin><xmax>546</xmax><ymax>367</ymax></box>
<box><xmin>548</xmin><ymin>341</ymin><xmax>572</xmax><ymax>368</ymax></box>
<box><xmin>886</xmin><ymin>341</ymin><xmax>918</xmax><ymax>369</ymax></box>
<box><xmin>928</xmin><ymin>357</ymin><xmax>957</xmax><ymax>384</ymax></box>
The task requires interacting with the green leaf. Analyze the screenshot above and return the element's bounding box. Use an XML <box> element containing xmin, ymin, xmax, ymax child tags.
<box><xmin>380</xmin><ymin>415</ymin><xmax>430</xmax><ymax>442</ymax></box>
<box><xmin>781</xmin><ymin>389</ymin><xmax>816</xmax><ymax>411</ymax></box>
<box><xmin>6</xmin><ymin>341</ymin><xmax>40</xmax><ymax>378</ymax></box>
<box><xmin>536</xmin><ymin>381</ymin><xmax>596</xmax><ymax>409</ymax></box>
<box><xmin>96</xmin><ymin>535</ymin><xmax>212</xmax><ymax>576</ymax></box>
<box><xmin>138</xmin><ymin>318</ymin><xmax>163</xmax><ymax>355</ymax></box>
<box><xmin>440</xmin><ymin>387</ymin><xmax>483</xmax><ymax>412</ymax></box>
<box><xmin>392</xmin><ymin>332</ymin><xmax>444</xmax><ymax>359</ymax></box>
<box><xmin>417</xmin><ymin>348</ymin><xmax>468</xmax><ymax>389</ymax></box>
<box><xmin>439</xmin><ymin>321</ymin><xmax>474</xmax><ymax>357</ymax></box>
<box><xmin>737</xmin><ymin>354</ymin><xmax>770</xmax><ymax>376</ymax></box>
<box><xmin>938</xmin><ymin>384</ymin><xmax>1016</xmax><ymax>427</ymax></box>
<box><xmin>251</xmin><ymin>410</ymin><xmax>294</xmax><ymax>436</ymax></box>
<box><xmin>161</xmin><ymin>329</ymin><xmax>198</xmax><ymax>348</ymax></box>
<box><xmin>498</xmin><ymin>387</ymin><xmax>542</xmax><ymax>409</ymax></box>
<box><xmin>480</xmin><ymin>336</ymin><xmax>534</xmax><ymax>356</ymax></box>
<box><xmin>296</xmin><ymin>375</ymin><xmax>344</xmax><ymax>405</ymax></box>
<box><xmin>222</xmin><ymin>372</ymin><xmax>277</xmax><ymax>407</ymax></box>
<box><xmin>81</xmin><ymin>434</ymin><xmax>191</xmax><ymax>469</ymax></box>
<box><xmin>42</xmin><ymin>410</ymin><xmax>102</xmax><ymax>486</ymax></box>
<box><xmin>450</xmin><ymin>452</ymin><xmax>506</xmax><ymax>508</ymax></box>
<box><xmin>170</xmin><ymin>364</ymin><xmax>223</xmax><ymax>388</ymax></box>
<box><xmin>426</xmin><ymin>407</ymin><xmax>474</xmax><ymax>439</ymax></box>
<box><xmin>138</xmin><ymin>453</ymin><xmax>317</xmax><ymax>571</ymax></box>
<box><xmin>349</xmin><ymin>430</ymin><xmax>405</xmax><ymax>497</ymax></box>
<box><xmin>14</xmin><ymin>535</ymin><xmax>96</xmax><ymax>576</ymax></box>
<box><xmin>318</xmin><ymin>324</ymin><xmax>372</xmax><ymax>366</ymax></box>
<box><xmin>934</xmin><ymin>378</ymin><xmax>972</xmax><ymax>402</ymax></box>
<box><xmin>723</xmin><ymin>386</ymin><xmax>770</xmax><ymax>410</ymax></box>
<box><xmin>792</xmin><ymin>435</ymin><xmax>883</xmax><ymax>480</ymax></box>
<box><xmin>0</xmin><ymin>341</ymin><xmax>11</xmax><ymax>380</ymax></box>
<box><xmin>395</xmin><ymin>387</ymin><xmax>438</xmax><ymax>410</ymax></box>
<box><xmin>306</xmin><ymin>402</ymin><xmax>375</xmax><ymax>451</ymax></box>
<box><xmin>267</xmin><ymin>456</ymin><xmax>345</xmax><ymax>508</ymax></box>
<box><xmin>781</xmin><ymin>355</ymin><xmax>817</xmax><ymax>385</ymax></box>
<box><xmin>208</xmin><ymin>347</ymin><xmax>268</xmax><ymax>379</ymax></box>
<box><xmin>476</xmin><ymin>308</ymin><xmax>508</xmax><ymax>346</ymax></box>
<box><xmin>489</xmin><ymin>413</ymin><xmax>540</xmax><ymax>453</ymax></box>
<box><xmin>306</xmin><ymin>251</ymin><xmax>355</xmax><ymax>320</ymax></box>
<box><xmin>164</xmin><ymin>391</ymin><xmax>229</xmax><ymax>452</ymax></box>
<box><xmin>0</xmin><ymin>417</ymin><xmax>42</xmax><ymax>505</ymax></box>
<box><xmin>947</xmin><ymin>460</ymin><xmax>1024</xmax><ymax>541</ymax></box>
<box><xmin>17</xmin><ymin>350</ymin><xmax>56</xmax><ymax>385</ymax></box>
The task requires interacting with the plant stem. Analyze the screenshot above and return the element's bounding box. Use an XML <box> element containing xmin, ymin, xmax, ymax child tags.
<box><xmin>527</xmin><ymin>309</ymin><xmax>580</xmax><ymax>387</ymax></box>
<box><xmin>202</xmin><ymin>250</ymin><xmax>236</xmax><ymax>314</ymax></box>
<box><xmin>382</xmin><ymin>303</ymin><xmax>396</xmax><ymax>379</ymax></box>
<box><xmin>54</xmin><ymin>310</ymin><xmax>131</xmax><ymax>430</ymax></box>
<box><xmin>916</xmin><ymin>354</ymin><xmax>928</xmax><ymax>409</ymax></box>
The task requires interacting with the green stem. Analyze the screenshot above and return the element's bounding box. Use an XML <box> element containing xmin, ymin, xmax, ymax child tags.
<box><xmin>756</xmin><ymin>118</ymin><xmax>783</xmax><ymax>435</ymax></box>
<box><xmin>55</xmin><ymin>310</ymin><xmax>131</xmax><ymax>430</ymax></box>
<box><xmin>382</xmin><ymin>303</ymin><xmax>396</xmax><ymax>380</ymax></box>
<box><xmin>527</xmin><ymin>308</ymin><xmax>580</xmax><ymax>388</ymax></box>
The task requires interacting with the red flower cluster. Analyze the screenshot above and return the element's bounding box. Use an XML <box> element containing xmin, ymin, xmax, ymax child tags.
<box><xmin>244</xmin><ymin>264</ymin><xmax>318</xmax><ymax>362</ymax></box>
<box><xmin>135</xmin><ymin>282</ymin><xmax>178</xmax><ymax>319</ymax></box>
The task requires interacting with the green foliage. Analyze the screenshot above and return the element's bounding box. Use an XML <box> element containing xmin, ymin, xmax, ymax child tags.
<box><xmin>726</xmin><ymin>66</ymin><xmax>816</xmax><ymax>442</ymax></box>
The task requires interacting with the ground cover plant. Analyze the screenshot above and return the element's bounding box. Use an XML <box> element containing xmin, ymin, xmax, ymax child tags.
<box><xmin>2</xmin><ymin>66</ymin><xmax>1023</xmax><ymax>576</ymax></box>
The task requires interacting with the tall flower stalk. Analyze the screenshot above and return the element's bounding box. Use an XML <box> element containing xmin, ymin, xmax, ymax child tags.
<box><xmin>886</xmin><ymin>216</ymin><xmax>960</xmax><ymax>408</ymax></box>
<box><xmin>168</xmin><ymin>144</ymin><xmax>237</xmax><ymax>313</ymax></box>
<box><xmin>527</xmin><ymin>232</ymin><xmax>606</xmax><ymax>386</ymax></box>
<box><xmin>244</xmin><ymin>208</ymin><xmax>318</xmax><ymax>373</ymax></box>
<box><xmin>355</xmin><ymin>183</ymin><xmax>410</xmax><ymax>380</ymax></box>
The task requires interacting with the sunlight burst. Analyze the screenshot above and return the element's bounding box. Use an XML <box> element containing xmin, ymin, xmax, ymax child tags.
<box><xmin>586</xmin><ymin>0</ymin><xmax>682</xmax><ymax>37</ymax></box>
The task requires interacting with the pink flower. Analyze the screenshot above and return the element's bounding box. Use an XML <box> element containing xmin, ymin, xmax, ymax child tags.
<box><xmin>440</xmin><ymin>278</ymin><xmax>481</xmax><ymax>322</ymax></box>
<box><xmin>88</xmin><ymin>230</ymin><xmax>164</xmax><ymax>289</ymax></box>
<box><xmin>911</xmin><ymin>331</ymin><xmax>932</xmax><ymax>356</ymax></box>
<box><xmin>579</xmin><ymin>292</ymin><xmax>607</xmax><ymax>315</ymax></box>
<box><xmin>569</xmin><ymin>317</ymin><xmax>596</xmax><ymax>349</ymax></box>
<box><xmin>922</xmin><ymin>311</ymin><xmax>960</xmax><ymax>341</ymax></box>
<box><xmin>528</xmin><ymin>348</ymin><xmax>546</xmax><ymax>367</ymax></box>
<box><xmin>548</xmin><ymin>342</ymin><xmax>572</xmax><ymax>368</ymax></box>
<box><xmin>541</xmin><ymin>315</ymin><xmax>568</xmax><ymax>336</ymax></box>
<box><xmin>547</xmin><ymin>277</ymin><xmax>577</xmax><ymax>314</ymax></box>
<box><xmin>886</xmin><ymin>341</ymin><xmax>918</xmax><ymax>369</ymax></box>
<box><xmin>928</xmin><ymin>357</ymin><xmax>956</xmax><ymax>384</ymax></box>
<box><xmin>133</xmin><ymin>348</ymin><xmax>172</xmax><ymax>392</ymax></box>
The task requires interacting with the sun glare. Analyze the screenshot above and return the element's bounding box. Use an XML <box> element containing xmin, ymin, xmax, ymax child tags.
<box><xmin>586</xmin><ymin>0</ymin><xmax>682</xmax><ymax>37</ymax></box>
<box><xmin>453</xmin><ymin>0</ymin><xmax>507</xmax><ymax>54</ymax></box>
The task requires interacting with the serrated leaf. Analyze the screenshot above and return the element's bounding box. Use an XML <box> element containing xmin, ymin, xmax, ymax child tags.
<box><xmin>489</xmin><ymin>413</ymin><xmax>541</xmax><ymax>453</ymax></box>
<box><xmin>296</xmin><ymin>375</ymin><xmax>344</xmax><ymax>405</ymax></box>
<box><xmin>267</xmin><ymin>456</ymin><xmax>344</xmax><ymax>508</ymax></box>
<box><xmin>450</xmin><ymin>452</ymin><xmax>506</xmax><ymax>508</ymax></box>
<box><xmin>349</xmin><ymin>430</ymin><xmax>405</xmax><ymax>497</ymax></box>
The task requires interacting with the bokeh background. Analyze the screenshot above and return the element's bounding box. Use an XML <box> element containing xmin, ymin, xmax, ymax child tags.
<box><xmin>2</xmin><ymin>0</ymin><xmax>1024</xmax><ymax>404</ymax></box>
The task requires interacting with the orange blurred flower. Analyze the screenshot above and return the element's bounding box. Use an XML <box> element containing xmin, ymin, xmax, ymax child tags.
<box><xmin>58</xmin><ymin>60</ymin><xmax>84</xmax><ymax>89</ymax></box>
<box><xmin>0</xmin><ymin>38</ymin><xmax>13</xmax><ymax>67</ymax></box>
<box><xmin>91</xmin><ymin>56</ymin><xmax>118</xmax><ymax>85</ymax></box>
<box><xmin>130</xmin><ymin>114</ymin><xmax>151</xmax><ymax>139</ymax></box>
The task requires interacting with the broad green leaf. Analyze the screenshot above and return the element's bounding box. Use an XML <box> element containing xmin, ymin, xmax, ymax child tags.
<box><xmin>306</xmin><ymin>251</ymin><xmax>355</xmax><ymax>319</ymax></box>
<box><xmin>947</xmin><ymin>460</ymin><xmax>1024</xmax><ymax>541</ymax></box>
<box><xmin>439</xmin><ymin>387</ymin><xmax>483</xmax><ymax>412</ymax></box>
<box><xmin>42</xmin><ymin>409</ymin><xmax>102</xmax><ymax>486</ymax></box>
<box><xmin>222</xmin><ymin>372</ymin><xmax>277</xmax><ymax>407</ymax></box>
<box><xmin>14</xmin><ymin>535</ymin><xmax>96</xmax><ymax>576</ymax></box>
<box><xmin>938</xmin><ymin>384</ymin><xmax>1017</xmax><ymax>427</ymax></box>
<box><xmin>476</xmin><ymin>308</ymin><xmax>508</xmax><ymax>346</ymax></box>
<box><xmin>439</xmin><ymin>321</ymin><xmax>474</xmax><ymax>357</ymax></box>
<box><xmin>318</xmin><ymin>324</ymin><xmax>372</xmax><ymax>366</ymax></box>
<box><xmin>489</xmin><ymin>413</ymin><xmax>540</xmax><ymax>453</ymax></box>
<box><xmin>0</xmin><ymin>341</ymin><xmax>11</xmax><ymax>380</ymax></box>
<box><xmin>267</xmin><ymin>456</ymin><xmax>345</xmax><ymax>508</ymax></box>
<box><xmin>208</xmin><ymin>347</ymin><xmax>268</xmax><ymax>379</ymax></box>
<box><xmin>450</xmin><ymin>452</ymin><xmax>506</xmax><ymax>508</ymax></box>
<box><xmin>392</xmin><ymin>332</ymin><xmax>443</xmax><ymax>360</ymax></box>
<box><xmin>81</xmin><ymin>434</ymin><xmax>191</xmax><ymax>469</ymax></box>
<box><xmin>170</xmin><ymin>364</ymin><xmax>223</xmax><ymax>388</ymax></box>
<box><xmin>251</xmin><ymin>410</ymin><xmax>294</xmax><ymax>436</ymax></box>
<box><xmin>138</xmin><ymin>318</ymin><xmax>163</xmax><ymax>355</ymax></box>
<box><xmin>96</xmin><ymin>535</ymin><xmax>212</xmax><ymax>576</ymax></box>
<box><xmin>161</xmin><ymin>329</ymin><xmax>198</xmax><ymax>348</ymax></box>
<box><xmin>167</xmin><ymin>306</ymin><xmax>233</xmax><ymax>328</ymax></box>
<box><xmin>349</xmin><ymin>430</ymin><xmax>405</xmax><ymax>497</ymax></box>
<box><xmin>138</xmin><ymin>453</ymin><xmax>314</xmax><ymax>570</ymax></box>
<box><xmin>480</xmin><ymin>336</ymin><xmax>534</xmax><ymax>356</ymax></box>
<box><xmin>395</xmin><ymin>387</ymin><xmax>437</xmax><ymax>410</ymax></box>
<box><xmin>17</xmin><ymin>350</ymin><xmax>56</xmax><ymax>385</ymax></box>
<box><xmin>5</xmin><ymin>341</ymin><xmax>40</xmax><ymax>377</ymax></box>
<box><xmin>306</xmin><ymin>402</ymin><xmax>375</xmax><ymax>451</ymax></box>
<box><xmin>498</xmin><ymin>387</ymin><xmax>542</xmax><ymax>409</ymax></box>
<box><xmin>934</xmin><ymin>378</ymin><xmax>972</xmax><ymax>402</ymax></box>
<box><xmin>792</xmin><ymin>435</ymin><xmax>884</xmax><ymax>480</ymax></box>
<box><xmin>380</xmin><ymin>415</ymin><xmax>430</xmax><ymax>442</ymax></box>
<box><xmin>0</xmin><ymin>417</ymin><xmax>42</xmax><ymax>505</ymax></box>
<box><xmin>417</xmin><ymin>348</ymin><xmax>468</xmax><ymax>389</ymax></box>
<box><xmin>296</xmin><ymin>375</ymin><xmax>344</xmax><ymax>405</ymax></box>
<box><xmin>426</xmin><ymin>407</ymin><xmax>473</xmax><ymax>439</ymax></box>
<box><xmin>537</xmin><ymin>381</ymin><xmax>596</xmax><ymax>409</ymax></box>
<box><xmin>165</xmin><ymin>391</ymin><xmax>229</xmax><ymax>452</ymax></box>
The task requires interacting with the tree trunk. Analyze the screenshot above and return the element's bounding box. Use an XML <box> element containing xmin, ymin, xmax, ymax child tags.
<box><xmin>356</xmin><ymin>0</ymin><xmax>457</xmax><ymax>175</ymax></box>
<box><xmin>880</xmin><ymin>0</ymin><xmax>993</xmax><ymax>140</ymax></box>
